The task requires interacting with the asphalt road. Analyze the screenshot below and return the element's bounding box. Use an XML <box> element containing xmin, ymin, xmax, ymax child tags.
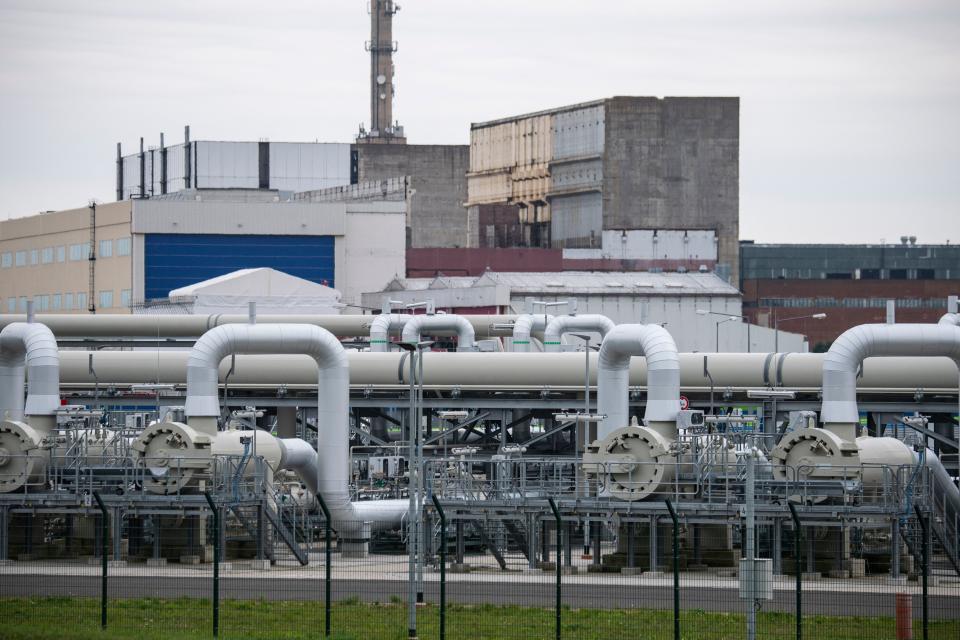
<box><xmin>2</xmin><ymin>575</ymin><xmax>957</xmax><ymax>620</ymax></box>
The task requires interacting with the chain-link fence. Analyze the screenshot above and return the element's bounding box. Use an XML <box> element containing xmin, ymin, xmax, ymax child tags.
<box><xmin>1</xmin><ymin>491</ymin><xmax>957</xmax><ymax>640</ymax></box>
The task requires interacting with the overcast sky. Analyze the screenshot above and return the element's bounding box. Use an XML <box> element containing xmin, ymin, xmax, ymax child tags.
<box><xmin>0</xmin><ymin>0</ymin><xmax>958</xmax><ymax>243</ymax></box>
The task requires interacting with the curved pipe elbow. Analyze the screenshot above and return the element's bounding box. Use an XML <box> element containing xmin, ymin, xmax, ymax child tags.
<box><xmin>939</xmin><ymin>313</ymin><xmax>960</xmax><ymax>327</ymax></box>
<box><xmin>543</xmin><ymin>315</ymin><xmax>615</xmax><ymax>352</ymax></box>
<box><xmin>400</xmin><ymin>314</ymin><xmax>476</xmax><ymax>351</ymax></box>
<box><xmin>369</xmin><ymin>314</ymin><xmax>412</xmax><ymax>352</ymax></box>
<box><xmin>511</xmin><ymin>314</ymin><xmax>552</xmax><ymax>352</ymax></box>
<box><xmin>0</xmin><ymin>322</ymin><xmax>60</xmax><ymax>419</ymax></box>
<box><xmin>821</xmin><ymin>323</ymin><xmax>960</xmax><ymax>425</ymax></box>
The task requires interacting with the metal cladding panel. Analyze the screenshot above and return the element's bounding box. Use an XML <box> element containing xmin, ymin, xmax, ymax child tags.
<box><xmin>121</xmin><ymin>155</ymin><xmax>140</xmax><ymax>199</ymax></box>
<box><xmin>143</xmin><ymin>233</ymin><xmax>335</xmax><ymax>300</ymax></box>
<box><xmin>470</xmin><ymin>123</ymin><xmax>515</xmax><ymax>173</ymax></box>
<box><xmin>552</xmin><ymin>105</ymin><xmax>605</xmax><ymax>160</ymax></box>
<box><xmin>195</xmin><ymin>141</ymin><xmax>259</xmax><ymax>189</ymax></box>
<box><xmin>550</xmin><ymin>159</ymin><xmax>602</xmax><ymax>193</ymax></box>
<box><xmin>515</xmin><ymin>115</ymin><xmax>553</xmax><ymax>168</ymax></box>
<box><xmin>550</xmin><ymin>193</ymin><xmax>602</xmax><ymax>248</ymax></box>
<box><xmin>163</xmin><ymin>143</ymin><xmax>187</xmax><ymax>193</ymax></box>
<box><xmin>269</xmin><ymin>143</ymin><xmax>351</xmax><ymax>192</ymax></box>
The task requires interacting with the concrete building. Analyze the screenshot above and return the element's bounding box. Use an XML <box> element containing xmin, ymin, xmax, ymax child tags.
<box><xmin>740</xmin><ymin>241</ymin><xmax>960</xmax><ymax>348</ymax></box>
<box><xmin>0</xmin><ymin>192</ymin><xmax>405</xmax><ymax>314</ymax></box>
<box><xmin>362</xmin><ymin>271</ymin><xmax>805</xmax><ymax>353</ymax></box>
<box><xmin>465</xmin><ymin>97</ymin><xmax>740</xmax><ymax>282</ymax></box>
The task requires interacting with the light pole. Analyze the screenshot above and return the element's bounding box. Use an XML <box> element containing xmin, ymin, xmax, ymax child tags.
<box><xmin>773</xmin><ymin>312</ymin><xmax>826</xmax><ymax>352</ymax></box>
<box><xmin>398</xmin><ymin>339</ymin><xmax>432</xmax><ymax>640</ymax></box>
<box><xmin>697</xmin><ymin>309</ymin><xmax>747</xmax><ymax>352</ymax></box>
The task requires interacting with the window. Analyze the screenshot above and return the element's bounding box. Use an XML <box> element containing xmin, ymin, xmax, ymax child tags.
<box><xmin>116</xmin><ymin>237</ymin><xmax>131</xmax><ymax>256</ymax></box>
<box><xmin>29</xmin><ymin>249</ymin><xmax>38</xmax><ymax>265</ymax></box>
<box><xmin>76</xmin><ymin>292</ymin><xmax>87</xmax><ymax>311</ymax></box>
<box><xmin>18</xmin><ymin>297</ymin><xmax>27</xmax><ymax>312</ymax></box>
<box><xmin>6</xmin><ymin>298</ymin><xmax>14</xmax><ymax>313</ymax></box>
<box><xmin>889</xmin><ymin>269</ymin><xmax>908</xmax><ymax>280</ymax></box>
<box><xmin>120</xmin><ymin>289</ymin><xmax>132</xmax><ymax>308</ymax></box>
<box><xmin>37</xmin><ymin>295</ymin><xmax>49</xmax><ymax>312</ymax></box>
<box><xmin>99</xmin><ymin>239</ymin><xmax>112</xmax><ymax>258</ymax></box>
<box><xmin>56</xmin><ymin>246</ymin><xmax>66</xmax><ymax>263</ymax></box>
<box><xmin>15</xmin><ymin>251</ymin><xmax>26</xmax><ymax>267</ymax></box>
<box><xmin>69</xmin><ymin>244</ymin><xmax>84</xmax><ymax>261</ymax></box>
<box><xmin>1</xmin><ymin>253</ymin><xmax>11</xmax><ymax>268</ymax></box>
<box><xmin>99</xmin><ymin>290</ymin><xmax>113</xmax><ymax>309</ymax></box>
<box><xmin>52</xmin><ymin>294</ymin><xmax>61</xmax><ymax>311</ymax></box>
<box><xmin>41</xmin><ymin>247</ymin><xmax>54</xmax><ymax>264</ymax></box>
<box><xmin>916</xmin><ymin>268</ymin><xmax>935</xmax><ymax>279</ymax></box>
<box><xmin>64</xmin><ymin>293</ymin><xmax>73</xmax><ymax>311</ymax></box>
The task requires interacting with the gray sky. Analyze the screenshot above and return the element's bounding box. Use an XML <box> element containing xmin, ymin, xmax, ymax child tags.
<box><xmin>1</xmin><ymin>0</ymin><xmax>958</xmax><ymax>243</ymax></box>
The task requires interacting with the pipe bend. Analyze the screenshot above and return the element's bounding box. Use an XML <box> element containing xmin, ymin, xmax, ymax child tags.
<box><xmin>400</xmin><ymin>314</ymin><xmax>476</xmax><ymax>351</ymax></box>
<box><xmin>511</xmin><ymin>314</ymin><xmax>552</xmax><ymax>352</ymax></box>
<box><xmin>543</xmin><ymin>314</ymin><xmax>616</xmax><ymax>352</ymax></box>
<box><xmin>821</xmin><ymin>323</ymin><xmax>960</xmax><ymax>425</ymax></box>
<box><xmin>939</xmin><ymin>312</ymin><xmax>960</xmax><ymax>327</ymax></box>
<box><xmin>369</xmin><ymin>314</ymin><xmax>412</xmax><ymax>352</ymax></box>
<box><xmin>0</xmin><ymin>322</ymin><xmax>60</xmax><ymax>419</ymax></box>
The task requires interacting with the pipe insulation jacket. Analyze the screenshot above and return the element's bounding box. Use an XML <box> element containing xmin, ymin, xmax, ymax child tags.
<box><xmin>939</xmin><ymin>313</ymin><xmax>960</xmax><ymax>327</ymax></box>
<box><xmin>400</xmin><ymin>314</ymin><xmax>476</xmax><ymax>351</ymax></box>
<box><xmin>184</xmin><ymin>323</ymin><xmax>405</xmax><ymax>528</ymax></box>
<box><xmin>511</xmin><ymin>314</ymin><xmax>552</xmax><ymax>352</ymax></box>
<box><xmin>821</xmin><ymin>324</ymin><xmax>960</xmax><ymax>425</ymax></box>
<box><xmin>0</xmin><ymin>322</ymin><xmax>60</xmax><ymax>420</ymax></box>
<box><xmin>368</xmin><ymin>314</ymin><xmax>412</xmax><ymax>352</ymax></box>
<box><xmin>596</xmin><ymin>324</ymin><xmax>681</xmax><ymax>439</ymax></box>
<box><xmin>54</xmin><ymin>351</ymin><xmax>960</xmax><ymax>392</ymax></box>
<box><xmin>543</xmin><ymin>314</ymin><xmax>615</xmax><ymax>352</ymax></box>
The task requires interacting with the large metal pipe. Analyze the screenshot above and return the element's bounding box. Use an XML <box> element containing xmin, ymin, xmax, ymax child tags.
<box><xmin>543</xmin><ymin>314</ymin><xmax>615</xmax><ymax>352</ymax></box>
<box><xmin>369</xmin><ymin>314</ymin><xmax>412</xmax><ymax>352</ymax></box>
<box><xmin>55</xmin><ymin>351</ymin><xmax>960</xmax><ymax>392</ymax></box>
<box><xmin>940</xmin><ymin>312</ymin><xmax>960</xmax><ymax>327</ymax></box>
<box><xmin>596</xmin><ymin>324</ymin><xmax>680</xmax><ymax>440</ymax></box>
<box><xmin>0</xmin><ymin>322</ymin><xmax>60</xmax><ymax>422</ymax></box>
<box><xmin>400</xmin><ymin>314</ymin><xmax>476</xmax><ymax>351</ymax></box>
<box><xmin>511</xmin><ymin>314</ymin><xmax>552</xmax><ymax>352</ymax></box>
<box><xmin>184</xmin><ymin>323</ymin><xmax>406</xmax><ymax>529</ymax></box>
<box><xmin>821</xmin><ymin>324</ymin><xmax>960</xmax><ymax>439</ymax></box>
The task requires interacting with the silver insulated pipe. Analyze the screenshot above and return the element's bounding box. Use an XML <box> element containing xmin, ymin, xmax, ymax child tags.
<box><xmin>511</xmin><ymin>314</ymin><xmax>553</xmax><ymax>352</ymax></box>
<box><xmin>0</xmin><ymin>321</ymin><xmax>60</xmax><ymax>421</ymax></box>
<box><xmin>401</xmin><ymin>314</ymin><xmax>476</xmax><ymax>351</ymax></box>
<box><xmin>821</xmin><ymin>324</ymin><xmax>960</xmax><ymax>438</ymax></box>
<box><xmin>543</xmin><ymin>314</ymin><xmax>615</xmax><ymax>352</ymax></box>
<box><xmin>184</xmin><ymin>323</ymin><xmax>406</xmax><ymax>530</ymax></box>
<box><xmin>368</xmin><ymin>314</ymin><xmax>412</xmax><ymax>352</ymax></box>
<box><xmin>596</xmin><ymin>324</ymin><xmax>681</xmax><ymax>440</ymax></box>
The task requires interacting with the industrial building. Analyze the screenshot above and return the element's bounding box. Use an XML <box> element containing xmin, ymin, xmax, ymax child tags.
<box><xmin>0</xmin><ymin>194</ymin><xmax>405</xmax><ymax>313</ymax></box>
<box><xmin>741</xmin><ymin>241</ymin><xmax>960</xmax><ymax>348</ymax></box>
<box><xmin>465</xmin><ymin>97</ymin><xmax>740</xmax><ymax>283</ymax></box>
<box><xmin>362</xmin><ymin>271</ymin><xmax>806</xmax><ymax>352</ymax></box>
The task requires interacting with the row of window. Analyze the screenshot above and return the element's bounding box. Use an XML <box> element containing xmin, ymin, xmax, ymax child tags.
<box><xmin>1</xmin><ymin>238</ymin><xmax>131</xmax><ymax>268</ymax></box>
<box><xmin>755</xmin><ymin>297</ymin><xmax>947</xmax><ymax>309</ymax></box>
<box><xmin>7</xmin><ymin>289</ymin><xmax>132</xmax><ymax>313</ymax></box>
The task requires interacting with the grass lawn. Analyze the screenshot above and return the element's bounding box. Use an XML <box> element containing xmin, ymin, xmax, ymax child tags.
<box><xmin>0</xmin><ymin>596</ymin><xmax>956</xmax><ymax>639</ymax></box>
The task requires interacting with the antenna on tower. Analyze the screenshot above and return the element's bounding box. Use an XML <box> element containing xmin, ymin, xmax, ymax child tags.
<box><xmin>358</xmin><ymin>1</ymin><xmax>405</xmax><ymax>144</ymax></box>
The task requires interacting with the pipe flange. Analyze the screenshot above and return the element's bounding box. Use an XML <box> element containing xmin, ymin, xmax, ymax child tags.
<box><xmin>770</xmin><ymin>427</ymin><xmax>860</xmax><ymax>484</ymax></box>
<box><xmin>0</xmin><ymin>420</ymin><xmax>46</xmax><ymax>492</ymax></box>
<box><xmin>130</xmin><ymin>421</ymin><xmax>211</xmax><ymax>494</ymax></box>
<box><xmin>584</xmin><ymin>426</ymin><xmax>675</xmax><ymax>501</ymax></box>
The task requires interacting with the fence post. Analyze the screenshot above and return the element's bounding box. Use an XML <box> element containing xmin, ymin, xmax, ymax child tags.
<box><xmin>548</xmin><ymin>498</ymin><xmax>562</xmax><ymax>640</ymax></box>
<box><xmin>203</xmin><ymin>492</ymin><xmax>219</xmax><ymax>638</ymax></box>
<box><xmin>92</xmin><ymin>491</ymin><xmax>108</xmax><ymax>630</ymax></box>
<box><xmin>914</xmin><ymin>505</ymin><xmax>928</xmax><ymax>640</ymax></box>
<box><xmin>431</xmin><ymin>495</ymin><xmax>447</xmax><ymax>640</ymax></box>
<box><xmin>664</xmin><ymin>499</ymin><xmax>680</xmax><ymax>640</ymax></box>
<box><xmin>316</xmin><ymin>493</ymin><xmax>332</xmax><ymax>638</ymax></box>
<box><xmin>788</xmin><ymin>503</ymin><xmax>802</xmax><ymax>640</ymax></box>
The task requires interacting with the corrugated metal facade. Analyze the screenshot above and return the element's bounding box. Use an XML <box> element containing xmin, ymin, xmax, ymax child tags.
<box><xmin>143</xmin><ymin>234</ymin><xmax>335</xmax><ymax>300</ymax></box>
<box><xmin>269</xmin><ymin>143</ymin><xmax>352</xmax><ymax>192</ymax></box>
<box><xmin>551</xmin><ymin>105</ymin><xmax>605</xmax><ymax>160</ymax></box>
<box><xmin>550</xmin><ymin>193</ymin><xmax>602</xmax><ymax>248</ymax></box>
<box><xmin>195</xmin><ymin>141</ymin><xmax>259</xmax><ymax>189</ymax></box>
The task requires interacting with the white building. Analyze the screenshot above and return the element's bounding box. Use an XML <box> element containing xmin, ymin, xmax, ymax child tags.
<box><xmin>363</xmin><ymin>271</ymin><xmax>807</xmax><ymax>353</ymax></box>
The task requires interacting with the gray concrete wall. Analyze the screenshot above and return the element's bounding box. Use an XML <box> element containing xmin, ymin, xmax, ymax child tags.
<box><xmin>356</xmin><ymin>144</ymin><xmax>469</xmax><ymax>248</ymax></box>
<box><xmin>602</xmin><ymin>97</ymin><xmax>740</xmax><ymax>283</ymax></box>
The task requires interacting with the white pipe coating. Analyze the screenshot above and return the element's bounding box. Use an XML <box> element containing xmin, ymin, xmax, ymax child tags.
<box><xmin>400</xmin><ymin>314</ymin><xmax>476</xmax><ymax>351</ymax></box>
<box><xmin>821</xmin><ymin>324</ymin><xmax>960</xmax><ymax>426</ymax></box>
<box><xmin>0</xmin><ymin>322</ymin><xmax>60</xmax><ymax>420</ymax></box>
<box><xmin>184</xmin><ymin>323</ymin><xmax>405</xmax><ymax>529</ymax></box>
<box><xmin>543</xmin><ymin>314</ymin><xmax>615</xmax><ymax>352</ymax></box>
<box><xmin>511</xmin><ymin>314</ymin><xmax>552</xmax><ymax>352</ymax></box>
<box><xmin>369</xmin><ymin>314</ymin><xmax>412</xmax><ymax>352</ymax></box>
<box><xmin>596</xmin><ymin>324</ymin><xmax>681</xmax><ymax>439</ymax></box>
<box><xmin>940</xmin><ymin>313</ymin><xmax>960</xmax><ymax>327</ymax></box>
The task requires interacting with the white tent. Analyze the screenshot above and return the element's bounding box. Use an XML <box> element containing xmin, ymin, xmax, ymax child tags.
<box><xmin>166</xmin><ymin>268</ymin><xmax>342</xmax><ymax>315</ymax></box>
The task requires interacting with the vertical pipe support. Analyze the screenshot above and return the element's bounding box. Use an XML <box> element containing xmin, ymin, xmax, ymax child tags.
<box><xmin>203</xmin><ymin>492</ymin><xmax>219</xmax><ymax>638</ymax></box>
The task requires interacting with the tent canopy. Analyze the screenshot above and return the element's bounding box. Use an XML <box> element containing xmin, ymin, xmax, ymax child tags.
<box><xmin>168</xmin><ymin>268</ymin><xmax>341</xmax><ymax>315</ymax></box>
